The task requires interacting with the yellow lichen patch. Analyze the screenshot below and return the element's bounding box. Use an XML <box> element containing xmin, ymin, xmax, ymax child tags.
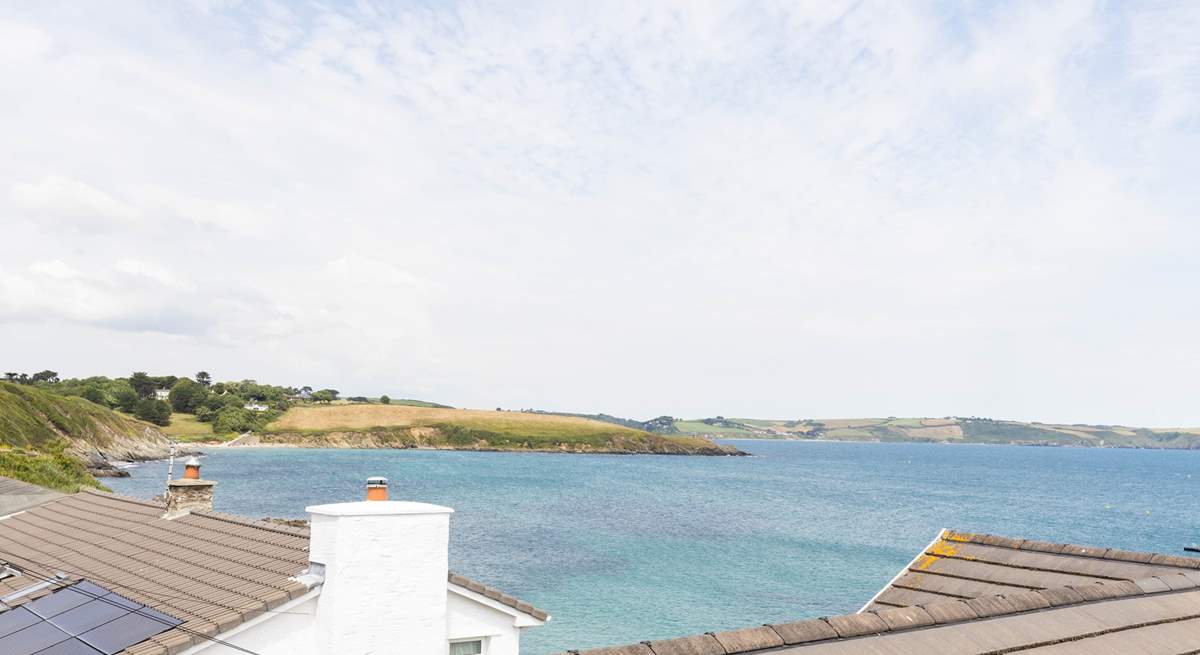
<box><xmin>913</xmin><ymin>554</ymin><xmax>940</xmax><ymax>571</ymax></box>
<box><xmin>928</xmin><ymin>540</ymin><xmax>961</xmax><ymax>558</ymax></box>
<box><xmin>943</xmin><ymin>530</ymin><xmax>976</xmax><ymax>543</ymax></box>
<box><xmin>913</xmin><ymin>538</ymin><xmax>972</xmax><ymax>571</ymax></box>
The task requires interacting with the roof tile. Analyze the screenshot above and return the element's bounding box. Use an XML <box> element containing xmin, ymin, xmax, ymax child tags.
<box><xmin>1000</xmin><ymin>590</ymin><xmax>1051</xmax><ymax>611</ymax></box>
<box><xmin>873</xmin><ymin>606</ymin><xmax>935</xmax><ymax>630</ymax></box>
<box><xmin>1038</xmin><ymin>586</ymin><xmax>1087</xmax><ymax>606</ymax></box>
<box><xmin>644</xmin><ymin>633</ymin><xmax>724</xmax><ymax>655</ymax></box>
<box><xmin>710</xmin><ymin>626</ymin><xmax>783</xmax><ymax>653</ymax></box>
<box><xmin>1133</xmin><ymin>577</ymin><xmax>1173</xmax><ymax>594</ymax></box>
<box><xmin>576</xmin><ymin>645</ymin><xmax>655</xmax><ymax>655</ymax></box>
<box><xmin>920</xmin><ymin>600</ymin><xmax>978</xmax><ymax>624</ymax></box>
<box><xmin>824</xmin><ymin>613</ymin><xmax>888</xmax><ymax>638</ymax></box>
<box><xmin>963</xmin><ymin>595</ymin><xmax>1016</xmax><ymax>618</ymax></box>
<box><xmin>768</xmin><ymin>619</ymin><xmax>837</xmax><ymax>645</ymax></box>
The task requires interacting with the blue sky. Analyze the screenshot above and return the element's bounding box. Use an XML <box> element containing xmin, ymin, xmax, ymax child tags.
<box><xmin>1</xmin><ymin>1</ymin><xmax>1197</xmax><ymax>425</ymax></box>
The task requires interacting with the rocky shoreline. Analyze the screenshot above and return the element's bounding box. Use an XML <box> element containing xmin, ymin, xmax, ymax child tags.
<box><xmin>213</xmin><ymin>429</ymin><xmax>746</xmax><ymax>456</ymax></box>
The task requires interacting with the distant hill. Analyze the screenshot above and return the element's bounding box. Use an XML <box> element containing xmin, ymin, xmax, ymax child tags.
<box><xmin>0</xmin><ymin>382</ymin><xmax>177</xmax><ymax>492</ymax></box>
<box><xmin>258</xmin><ymin>404</ymin><xmax>739</xmax><ymax>455</ymax></box>
<box><xmin>525</xmin><ymin>410</ymin><xmax>680</xmax><ymax>434</ymax></box>
<box><xmin>670</xmin><ymin>415</ymin><xmax>1200</xmax><ymax>449</ymax></box>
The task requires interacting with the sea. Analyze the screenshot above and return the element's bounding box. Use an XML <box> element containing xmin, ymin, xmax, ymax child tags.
<box><xmin>106</xmin><ymin>440</ymin><xmax>1200</xmax><ymax>654</ymax></box>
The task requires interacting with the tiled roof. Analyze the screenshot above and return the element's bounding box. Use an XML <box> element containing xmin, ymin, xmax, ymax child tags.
<box><xmin>563</xmin><ymin>576</ymin><xmax>1200</xmax><ymax>654</ymax></box>
<box><xmin>0</xmin><ymin>476</ymin><xmax>63</xmax><ymax>517</ymax></box>
<box><xmin>0</xmin><ymin>487</ymin><xmax>548</xmax><ymax>654</ymax></box>
<box><xmin>449</xmin><ymin>573</ymin><xmax>549</xmax><ymax>621</ymax></box>
<box><xmin>861</xmin><ymin>528</ymin><xmax>1200</xmax><ymax>611</ymax></box>
<box><xmin>0</xmin><ymin>489</ymin><xmax>311</xmax><ymax>654</ymax></box>
<box><xmin>560</xmin><ymin>531</ymin><xmax>1200</xmax><ymax>655</ymax></box>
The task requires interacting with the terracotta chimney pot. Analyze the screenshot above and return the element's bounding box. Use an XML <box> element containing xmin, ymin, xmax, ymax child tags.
<box><xmin>183</xmin><ymin>456</ymin><xmax>202</xmax><ymax>480</ymax></box>
<box><xmin>366</xmin><ymin>476</ymin><xmax>388</xmax><ymax>501</ymax></box>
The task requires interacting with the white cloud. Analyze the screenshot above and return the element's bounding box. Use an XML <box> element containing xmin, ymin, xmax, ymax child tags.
<box><xmin>10</xmin><ymin>176</ymin><xmax>141</xmax><ymax>229</ymax></box>
<box><xmin>28</xmin><ymin>260</ymin><xmax>79</xmax><ymax>280</ymax></box>
<box><xmin>0</xmin><ymin>1</ymin><xmax>1197</xmax><ymax>425</ymax></box>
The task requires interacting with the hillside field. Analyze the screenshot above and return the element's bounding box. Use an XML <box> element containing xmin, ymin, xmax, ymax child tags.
<box><xmin>263</xmin><ymin>405</ymin><xmax>738</xmax><ymax>454</ymax></box>
<box><xmin>670</xmin><ymin>416</ymin><xmax>1200</xmax><ymax>449</ymax></box>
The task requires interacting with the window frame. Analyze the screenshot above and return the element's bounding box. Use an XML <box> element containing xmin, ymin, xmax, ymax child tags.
<box><xmin>448</xmin><ymin>637</ymin><xmax>486</xmax><ymax>655</ymax></box>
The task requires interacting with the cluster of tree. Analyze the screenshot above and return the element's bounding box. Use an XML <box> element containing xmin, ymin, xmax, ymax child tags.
<box><xmin>6</xmin><ymin>369</ymin><xmax>385</xmax><ymax>433</ymax></box>
<box><xmin>4</xmin><ymin>370</ymin><xmax>62</xmax><ymax>384</ymax></box>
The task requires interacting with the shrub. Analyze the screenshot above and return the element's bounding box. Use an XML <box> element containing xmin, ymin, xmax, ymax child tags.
<box><xmin>212</xmin><ymin>407</ymin><xmax>259</xmax><ymax>434</ymax></box>
<box><xmin>168</xmin><ymin>378</ymin><xmax>207</xmax><ymax>413</ymax></box>
<box><xmin>134</xmin><ymin>399</ymin><xmax>172</xmax><ymax>426</ymax></box>
<box><xmin>379</xmin><ymin>395</ymin><xmax>390</xmax><ymax>404</ymax></box>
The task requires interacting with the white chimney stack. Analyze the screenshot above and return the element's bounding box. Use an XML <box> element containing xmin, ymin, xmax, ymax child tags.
<box><xmin>306</xmin><ymin>477</ymin><xmax>454</xmax><ymax>654</ymax></box>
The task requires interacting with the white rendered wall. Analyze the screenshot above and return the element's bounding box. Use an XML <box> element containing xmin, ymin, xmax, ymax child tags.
<box><xmin>447</xmin><ymin>589</ymin><xmax>526</xmax><ymax>655</ymax></box>
<box><xmin>185</xmin><ymin>590</ymin><xmax>534</xmax><ymax>655</ymax></box>
<box><xmin>307</xmin><ymin>500</ymin><xmax>453</xmax><ymax>655</ymax></box>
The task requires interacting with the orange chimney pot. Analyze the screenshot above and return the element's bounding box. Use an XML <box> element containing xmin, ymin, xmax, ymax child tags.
<box><xmin>366</xmin><ymin>476</ymin><xmax>388</xmax><ymax>501</ymax></box>
<box><xmin>183</xmin><ymin>457</ymin><xmax>201</xmax><ymax>480</ymax></box>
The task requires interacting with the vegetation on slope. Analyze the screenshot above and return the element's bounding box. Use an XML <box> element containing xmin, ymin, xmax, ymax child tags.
<box><xmin>670</xmin><ymin>415</ymin><xmax>1200</xmax><ymax>449</ymax></box>
<box><xmin>262</xmin><ymin>405</ymin><xmax>740</xmax><ymax>455</ymax></box>
<box><xmin>0</xmin><ymin>382</ymin><xmax>137</xmax><ymax>491</ymax></box>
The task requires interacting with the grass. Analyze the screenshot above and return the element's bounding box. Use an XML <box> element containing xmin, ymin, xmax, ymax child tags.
<box><xmin>672</xmin><ymin>420</ymin><xmax>756</xmax><ymax>435</ymax></box>
<box><xmin>264</xmin><ymin>405</ymin><xmax>735</xmax><ymax>453</ymax></box>
<box><xmin>158</xmin><ymin>412</ymin><xmax>215</xmax><ymax>438</ymax></box>
<box><xmin>0</xmin><ymin>382</ymin><xmax>159</xmax><ymax>491</ymax></box>
<box><xmin>0</xmin><ymin>381</ymin><xmax>143</xmax><ymax>450</ymax></box>
<box><xmin>0</xmin><ymin>448</ymin><xmax>107</xmax><ymax>493</ymax></box>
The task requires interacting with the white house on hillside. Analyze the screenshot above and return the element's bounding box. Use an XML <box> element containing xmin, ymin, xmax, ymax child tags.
<box><xmin>0</xmin><ymin>466</ymin><xmax>547</xmax><ymax>655</ymax></box>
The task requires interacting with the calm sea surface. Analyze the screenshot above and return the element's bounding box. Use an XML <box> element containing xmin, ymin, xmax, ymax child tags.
<box><xmin>107</xmin><ymin>440</ymin><xmax>1199</xmax><ymax>654</ymax></box>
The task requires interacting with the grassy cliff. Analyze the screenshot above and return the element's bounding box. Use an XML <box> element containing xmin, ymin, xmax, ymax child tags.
<box><xmin>258</xmin><ymin>405</ymin><xmax>742</xmax><ymax>455</ymax></box>
<box><xmin>0</xmin><ymin>382</ymin><xmax>173</xmax><ymax>491</ymax></box>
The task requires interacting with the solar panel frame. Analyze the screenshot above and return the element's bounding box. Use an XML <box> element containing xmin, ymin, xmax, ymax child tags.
<box><xmin>32</xmin><ymin>637</ymin><xmax>105</xmax><ymax>655</ymax></box>
<box><xmin>77</xmin><ymin>611</ymin><xmax>179</xmax><ymax>655</ymax></box>
<box><xmin>23</xmin><ymin>588</ymin><xmax>92</xmax><ymax>620</ymax></box>
<box><xmin>0</xmin><ymin>580</ymin><xmax>182</xmax><ymax>655</ymax></box>
<box><xmin>0</xmin><ymin>620</ymin><xmax>72</xmax><ymax>655</ymax></box>
<box><xmin>45</xmin><ymin>598</ymin><xmax>128</xmax><ymax>636</ymax></box>
<box><xmin>0</xmin><ymin>606</ymin><xmax>42</xmax><ymax>639</ymax></box>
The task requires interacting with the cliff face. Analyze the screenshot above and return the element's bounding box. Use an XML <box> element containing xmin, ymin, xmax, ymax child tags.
<box><xmin>238</xmin><ymin>425</ymin><xmax>744</xmax><ymax>456</ymax></box>
<box><xmin>0</xmin><ymin>382</ymin><xmax>183</xmax><ymax>490</ymax></box>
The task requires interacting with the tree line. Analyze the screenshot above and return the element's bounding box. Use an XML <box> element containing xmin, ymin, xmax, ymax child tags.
<box><xmin>3</xmin><ymin>370</ymin><xmax>342</xmax><ymax>432</ymax></box>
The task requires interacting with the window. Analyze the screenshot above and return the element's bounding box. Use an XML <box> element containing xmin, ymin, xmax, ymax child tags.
<box><xmin>449</xmin><ymin>639</ymin><xmax>483</xmax><ymax>655</ymax></box>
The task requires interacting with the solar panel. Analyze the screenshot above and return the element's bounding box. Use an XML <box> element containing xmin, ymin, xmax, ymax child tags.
<box><xmin>0</xmin><ymin>581</ymin><xmax>182</xmax><ymax>655</ymax></box>
<box><xmin>0</xmin><ymin>619</ymin><xmax>71</xmax><ymax>655</ymax></box>
<box><xmin>23</xmin><ymin>588</ymin><xmax>92</xmax><ymax>619</ymax></box>
<box><xmin>45</xmin><ymin>599</ymin><xmax>127</xmax><ymax>636</ymax></box>
<box><xmin>0</xmin><ymin>606</ymin><xmax>41</xmax><ymax>639</ymax></box>
<box><xmin>33</xmin><ymin>637</ymin><xmax>104</xmax><ymax>654</ymax></box>
<box><xmin>78</xmin><ymin>611</ymin><xmax>179</xmax><ymax>655</ymax></box>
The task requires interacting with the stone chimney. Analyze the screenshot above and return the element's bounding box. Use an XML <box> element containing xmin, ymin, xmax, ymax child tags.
<box><xmin>163</xmin><ymin>456</ymin><xmax>215</xmax><ymax>519</ymax></box>
<box><xmin>307</xmin><ymin>477</ymin><xmax>453</xmax><ymax>654</ymax></box>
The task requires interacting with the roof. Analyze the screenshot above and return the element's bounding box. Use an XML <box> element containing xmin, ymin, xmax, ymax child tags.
<box><xmin>449</xmin><ymin>573</ymin><xmax>549</xmax><ymax>621</ymax></box>
<box><xmin>0</xmin><ymin>489</ymin><xmax>311</xmax><ymax>655</ymax></box>
<box><xmin>861</xmin><ymin>528</ymin><xmax>1200</xmax><ymax>611</ymax></box>
<box><xmin>0</xmin><ymin>476</ymin><xmax>63</xmax><ymax>518</ymax></box>
<box><xmin>561</xmin><ymin>531</ymin><xmax>1200</xmax><ymax>655</ymax></box>
<box><xmin>0</xmin><ymin>487</ymin><xmax>548</xmax><ymax>654</ymax></box>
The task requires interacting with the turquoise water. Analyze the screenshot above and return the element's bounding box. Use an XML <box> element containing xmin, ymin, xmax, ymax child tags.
<box><xmin>106</xmin><ymin>440</ymin><xmax>1200</xmax><ymax>654</ymax></box>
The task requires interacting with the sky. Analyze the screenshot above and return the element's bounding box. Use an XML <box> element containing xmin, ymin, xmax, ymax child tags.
<box><xmin>1</xmin><ymin>1</ymin><xmax>1198</xmax><ymax>426</ymax></box>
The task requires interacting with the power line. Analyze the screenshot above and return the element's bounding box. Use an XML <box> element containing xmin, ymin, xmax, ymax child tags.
<box><xmin>0</xmin><ymin>559</ymin><xmax>266</xmax><ymax>655</ymax></box>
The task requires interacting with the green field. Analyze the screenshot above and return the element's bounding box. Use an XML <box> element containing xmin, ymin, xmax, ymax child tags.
<box><xmin>670</xmin><ymin>414</ymin><xmax>1200</xmax><ymax>449</ymax></box>
<box><xmin>261</xmin><ymin>405</ymin><xmax>740</xmax><ymax>454</ymax></box>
